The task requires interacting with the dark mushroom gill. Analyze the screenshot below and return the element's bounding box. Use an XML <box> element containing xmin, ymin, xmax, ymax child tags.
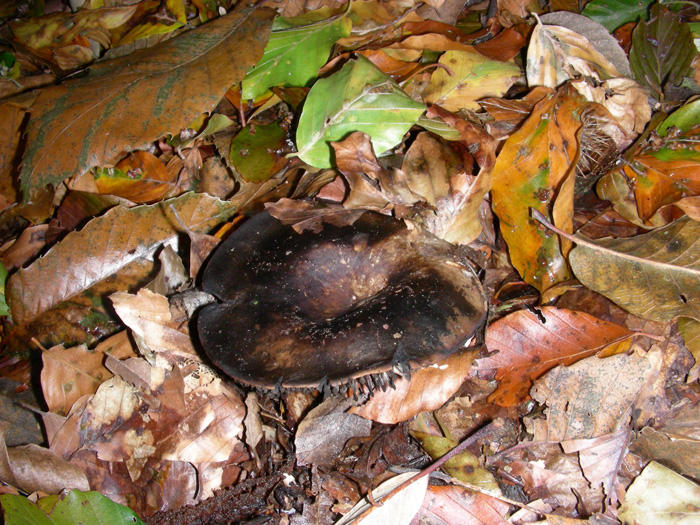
<box><xmin>197</xmin><ymin>211</ymin><xmax>488</xmax><ymax>390</ymax></box>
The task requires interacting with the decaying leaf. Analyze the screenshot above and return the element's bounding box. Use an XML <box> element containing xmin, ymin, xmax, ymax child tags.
<box><xmin>423</xmin><ymin>49</ymin><xmax>520</xmax><ymax>112</ymax></box>
<box><xmin>529</xmin><ymin>346</ymin><xmax>661</xmax><ymax>441</ymax></box>
<box><xmin>629</xmin><ymin>5</ymin><xmax>695</xmax><ymax>98</ymax></box>
<box><xmin>0</xmin><ymin>423</ymin><xmax>89</xmax><ymax>495</ymax></box>
<box><xmin>563</xmin><ymin>215</ymin><xmax>700</xmax><ymax>323</ymax></box>
<box><xmin>18</xmin><ymin>3</ymin><xmax>274</xmax><ymax>200</ymax></box>
<box><xmin>491</xmin><ymin>85</ymin><xmax>586</xmax><ymax>292</ymax></box>
<box><xmin>478</xmin><ymin>307</ymin><xmax>633</xmax><ymax>407</ymax></box>
<box><xmin>619</xmin><ymin>461</ymin><xmax>700</xmax><ymax>525</ymax></box>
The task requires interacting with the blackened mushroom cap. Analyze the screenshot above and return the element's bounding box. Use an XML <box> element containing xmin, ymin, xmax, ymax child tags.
<box><xmin>197</xmin><ymin>210</ymin><xmax>487</xmax><ymax>390</ymax></box>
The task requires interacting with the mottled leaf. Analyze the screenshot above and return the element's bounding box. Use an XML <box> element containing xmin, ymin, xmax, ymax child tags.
<box><xmin>19</xmin><ymin>3</ymin><xmax>274</xmax><ymax>200</ymax></box>
<box><xmin>491</xmin><ymin>85</ymin><xmax>586</xmax><ymax>292</ymax></box>
<box><xmin>423</xmin><ymin>49</ymin><xmax>520</xmax><ymax>112</ymax></box>
<box><xmin>478</xmin><ymin>307</ymin><xmax>633</xmax><ymax>407</ymax></box>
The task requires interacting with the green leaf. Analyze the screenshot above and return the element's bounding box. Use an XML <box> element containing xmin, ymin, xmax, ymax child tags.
<box><xmin>229</xmin><ymin>120</ymin><xmax>289</xmax><ymax>182</ymax></box>
<box><xmin>582</xmin><ymin>0</ymin><xmax>653</xmax><ymax>32</ymax></box>
<box><xmin>415</xmin><ymin>115</ymin><xmax>461</xmax><ymax>141</ymax></box>
<box><xmin>629</xmin><ymin>5</ymin><xmax>695</xmax><ymax>97</ymax></box>
<box><xmin>1</xmin><ymin>491</ymin><xmax>144</xmax><ymax>525</ymax></box>
<box><xmin>241</xmin><ymin>10</ymin><xmax>351</xmax><ymax>100</ymax></box>
<box><xmin>658</xmin><ymin>98</ymin><xmax>700</xmax><ymax>136</ymax></box>
<box><xmin>0</xmin><ymin>260</ymin><xmax>9</xmax><ymax>316</ymax></box>
<box><xmin>566</xmin><ymin>216</ymin><xmax>700</xmax><ymax>323</ymax></box>
<box><xmin>0</xmin><ymin>494</ymin><xmax>53</xmax><ymax>525</ymax></box>
<box><xmin>295</xmin><ymin>56</ymin><xmax>425</xmax><ymax>168</ymax></box>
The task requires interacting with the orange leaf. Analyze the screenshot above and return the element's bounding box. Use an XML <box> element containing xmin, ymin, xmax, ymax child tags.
<box><xmin>477</xmin><ymin>306</ymin><xmax>633</xmax><ymax>406</ymax></box>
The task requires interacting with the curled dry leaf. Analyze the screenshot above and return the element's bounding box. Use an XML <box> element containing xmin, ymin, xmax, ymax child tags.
<box><xmin>0</xmin><ymin>423</ymin><xmax>89</xmax><ymax>495</ymax></box>
<box><xmin>478</xmin><ymin>306</ymin><xmax>633</xmax><ymax>407</ymax></box>
<box><xmin>110</xmin><ymin>288</ymin><xmax>197</xmax><ymax>361</ymax></box>
<box><xmin>350</xmin><ymin>348</ymin><xmax>477</xmax><ymax>424</ymax></box>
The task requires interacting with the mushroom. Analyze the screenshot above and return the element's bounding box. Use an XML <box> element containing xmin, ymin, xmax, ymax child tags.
<box><xmin>197</xmin><ymin>210</ymin><xmax>487</xmax><ymax>393</ymax></box>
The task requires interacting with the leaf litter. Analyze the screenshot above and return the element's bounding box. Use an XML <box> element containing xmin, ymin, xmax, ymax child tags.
<box><xmin>1</xmin><ymin>0</ymin><xmax>700</xmax><ymax>523</ymax></box>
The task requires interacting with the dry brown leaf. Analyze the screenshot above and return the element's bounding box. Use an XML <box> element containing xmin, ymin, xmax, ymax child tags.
<box><xmin>111</xmin><ymin>287</ymin><xmax>197</xmax><ymax>361</ymax></box>
<box><xmin>0</xmin><ymin>422</ymin><xmax>89</xmax><ymax>494</ymax></box>
<box><xmin>350</xmin><ymin>348</ymin><xmax>477</xmax><ymax>424</ymax></box>
<box><xmin>0</xmin><ymin>224</ymin><xmax>48</xmax><ymax>270</ymax></box>
<box><xmin>40</xmin><ymin>342</ymin><xmax>131</xmax><ymax>416</ymax></box>
<box><xmin>265</xmin><ymin>198</ymin><xmax>366</xmax><ymax>233</ymax></box>
<box><xmin>477</xmin><ymin>306</ymin><xmax>634</xmax><ymax>407</ymax></box>
<box><xmin>159</xmin><ymin>390</ymin><xmax>246</xmax><ymax>464</ymax></box>
<box><xmin>6</xmin><ymin>192</ymin><xmax>240</xmax><ymax>335</ymax></box>
<box><xmin>560</xmin><ymin>429</ymin><xmax>629</xmax><ymax>505</ymax></box>
<box><xmin>296</xmin><ymin>397</ymin><xmax>372</xmax><ymax>467</ymax></box>
<box><xmin>18</xmin><ymin>2</ymin><xmax>275</xmax><ymax>200</ymax></box>
<box><xmin>529</xmin><ymin>345</ymin><xmax>662</xmax><ymax>441</ymax></box>
<box><xmin>414</xmin><ymin>484</ymin><xmax>511</xmax><ymax>524</ymax></box>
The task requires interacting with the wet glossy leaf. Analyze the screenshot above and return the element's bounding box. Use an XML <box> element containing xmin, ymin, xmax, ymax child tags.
<box><xmin>615</xmin><ymin>128</ymin><xmax>700</xmax><ymax>222</ymax></box>
<box><xmin>629</xmin><ymin>5</ymin><xmax>695</xmax><ymax>97</ymax></box>
<box><xmin>241</xmin><ymin>9</ymin><xmax>351</xmax><ymax>100</ymax></box>
<box><xmin>19</xmin><ymin>3</ymin><xmax>274</xmax><ymax>201</ymax></box>
<box><xmin>94</xmin><ymin>151</ymin><xmax>176</xmax><ymax>204</ymax></box>
<box><xmin>478</xmin><ymin>307</ymin><xmax>633</xmax><ymax>407</ymax></box>
<box><xmin>582</xmin><ymin>0</ymin><xmax>653</xmax><ymax>32</ymax></box>
<box><xmin>657</xmin><ymin>98</ymin><xmax>700</xmax><ymax>136</ymax></box>
<box><xmin>423</xmin><ymin>49</ymin><xmax>520</xmax><ymax>112</ymax></box>
<box><xmin>295</xmin><ymin>55</ymin><xmax>425</xmax><ymax>168</ymax></box>
<box><xmin>491</xmin><ymin>85</ymin><xmax>586</xmax><ymax>292</ymax></box>
<box><xmin>566</xmin><ymin>216</ymin><xmax>700</xmax><ymax>322</ymax></box>
<box><xmin>229</xmin><ymin>120</ymin><xmax>290</xmax><ymax>182</ymax></box>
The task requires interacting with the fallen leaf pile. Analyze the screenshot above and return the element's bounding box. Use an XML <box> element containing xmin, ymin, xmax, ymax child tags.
<box><xmin>1</xmin><ymin>0</ymin><xmax>700</xmax><ymax>523</ymax></box>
